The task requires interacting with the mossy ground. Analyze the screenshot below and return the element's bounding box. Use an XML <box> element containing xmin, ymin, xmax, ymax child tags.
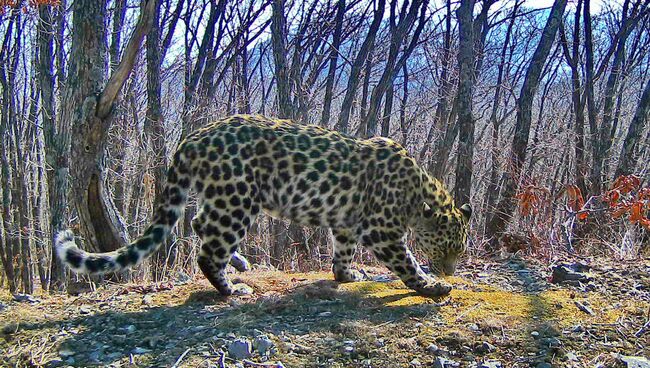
<box><xmin>1</xmin><ymin>258</ymin><xmax>648</xmax><ymax>367</ymax></box>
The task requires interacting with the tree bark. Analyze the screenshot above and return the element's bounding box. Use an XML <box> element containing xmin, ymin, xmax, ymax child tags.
<box><xmin>146</xmin><ymin>0</ymin><xmax>171</xmax><ymax>277</ymax></box>
<box><xmin>363</xmin><ymin>0</ymin><xmax>426</xmax><ymax>138</ymax></box>
<box><xmin>336</xmin><ymin>0</ymin><xmax>386</xmax><ymax>134</ymax></box>
<box><xmin>616</xmin><ymin>77</ymin><xmax>650</xmax><ymax>176</ymax></box>
<box><xmin>320</xmin><ymin>0</ymin><xmax>345</xmax><ymax>127</ymax></box>
<box><xmin>271</xmin><ymin>0</ymin><xmax>293</xmax><ymax>119</ymax></box>
<box><xmin>483</xmin><ymin>0</ymin><xmax>519</xmax><ymax>230</ymax></box>
<box><xmin>453</xmin><ymin>0</ymin><xmax>476</xmax><ymax>206</ymax></box>
<box><xmin>485</xmin><ymin>0</ymin><xmax>567</xmax><ymax>243</ymax></box>
<box><xmin>559</xmin><ymin>0</ymin><xmax>588</xmax><ymax>196</ymax></box>
<box><xmin>66</xmin><ymin>0</ymin><xmax>156</xmax><ymax>254</ymax></box>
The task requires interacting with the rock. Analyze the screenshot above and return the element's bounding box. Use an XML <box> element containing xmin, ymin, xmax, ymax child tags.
<box><xmin>88</xmin><ymin>350</ymin><xmax>103</xmax><ymax>362</ymax></box>
<box><xmin>551</xmin><ymin>264</ymin><xmax>590</xmax><ymax>284</ymax></box>
<box><xmin>13</xmin><ymin>294</ymin><xmax>40</xmax><ymax>303</ymax></box>
<box><xmin>318</xmin><ymin>311</ymin><xmax>332</xmax><ymax>317</ymax></box>
<box><xmin>142</xmin><ymin>295</ymin><xmax>153</xmax><ymax>305</ymax></box>
<box><xmin>536</xmin><ymin>363</ymin><xmax>552</xmax><ymax>368</ymax></box>
<box><xmin>123</xmin><ymin>325</ymin><xmax>136</xmax><ymax>334</ymax></box>
<box><xmin>479</xmin><ymin>361</ymin><xmax>503</xmax><ymax>368</ymax></box>
<box><xmin>253</xmin><ymin>335</ymin><xmax>275</xmax><ymax>356</ymax></box>
<box><xmin>434</xmin><ymin>357</ymin><xmax>460</xmax><ymax>368</ymax></box>
<box><xmin>2</xmin><ymin>322</ymin><xmax>19</xmax><ymax>335</ymax></box>
<box><xmin>46</xmin><ymin>358</ymin><xmax>64</xmax><ymax>367</ymax></box>
<box><xmin>0</xmin><ymin>302</ymin><xmax>6</xmax><ymax>312</ymax></box>
<box><xmin>58</xmin><ymin>349</ymin><xmax>75</xmax><ymax>358</ymax></box>
<box><xmin>531</xmin><ymin>331</ymin><xmax>540</xmax><ymax>338</ymax></box>
<box><xmin>574</xmin><ymin>300</ymin><xmax>595</xmax><ymax>315</ymax></box>
<box><xmin>410</xmin><ymin>358</ymin><xmax>422</xmax><ymax>366</ymax></box>
<box><xmin>618</xmin><ymin>355</ymin><xmax>650</xmax><ymax>368</ymax></box>
<box><xmin>228</xmin><ymin>338</ymin><xmax>252</xmax><ymax>360</ymax></box>
<box><xmin>566</xmin><ymin>351</ymin><xmax>578</xmax><ymax>361</ymax></box>
<box><xmin>175</xmin><ymin>271</ymin><xmax>191</xmax><ymax>285</ymax></box>
<box><xmin>132</xmin><ymin>347</ymin><xmax>151</xmax><ymax>354</ymax></box>
<box><xmin>426</xmin><ymin>343</ymin><xmax>439</xmax><ymax>354</ymax></box>
<box><xmin>476</xmin><ymin>341</ymin><xmax>496</xmax><ymax>353</ymax></box>
<box><xmin>79</xmin><ymin>306</ymin><xmax>91</xmax><ymax>315</ymax></box>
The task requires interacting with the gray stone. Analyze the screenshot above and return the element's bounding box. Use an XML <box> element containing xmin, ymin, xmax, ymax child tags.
<box><xmin>479</xmin><ymin>361</ymin><xmax>503</xmax><ymax>368</ymax></box>
<box><xmin>175</xmin><ymin>271</ymin><xmax>191</xmax><ymax>285</ymax></box>
<box><xmin>142</xmin><ymin>295</ymin><xmax>153</xmax><ymax>305</ymax></box>
<box><xmin>434</xmin><ymin>357</ymin><xmax>460</xmax><ymax>368</ymax></box>
<box><xmin>132</xmin><ymin>347</ymin><xmax>151</xmax><ymax>354</ymax></box>
<box><xmin>550</xmin><ymin>264</ymin><xmax>590</xmax><ymax>284</ymax></box>
<box><xmin>58</xmin><ymin>349</ymin><xmax>75</xmax><ymax>358</ymax></box>
<box><xmin>79</xmin><ymin>306</ymin><xmax>91</xmax><ymax>315</ymax></box>
<box><xmin>476</xmin><ymin>341</ymin><xmax>496</xmax><ymax>353</ymax></box>
<box><xmin>619</xmin><ymin>355</ymin><xmax>650</xmax><ymax>368</ymax></box>
<box><xmin>13</xmin><ymin>294</ymin><xmax>40</xmax><ymax>303</ymax></box>
<box><xmin>228</xmin><ymin>338</ymin><xmax>252</xmax><ymax>360</ymax></box>
<box><xmin>426</xmin><ymin>343</ymin><xmax>439</xmax><ymax>353</ymax></box>
<box><xmin>253</xmin><ymin>335</ymin><xmax>275</xmax><ymax>356</ymax></box>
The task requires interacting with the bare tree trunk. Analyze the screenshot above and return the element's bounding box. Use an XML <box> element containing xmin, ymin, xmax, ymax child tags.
<box><xmin>483</xmin><ymin>0</ymin><xmax>519</xmax><ymax>229</ymax></box>
<box><xmin>146</xmin><ymin>0</ymin><xmax>171</xmax><ymax>278</ymax></box>
<box><xmin>363</xmin><ymin>0</ymin><xmax>426</xmax><ymax>138</ymax></box>
<box><xmin>40</xmin><ymin>3</ymin><xmax>68</xmax><ymax>291</ymax></box>
<box><xmin>271</xmin><ymin>0</ymin><xmax>292</xmax><ymax>119</ymax></box>
<box><xmin>616</xmin><ymin>77</ymin><xmax>650</xmax><ymax>176</ymax></box>
<box><xmin>559</xmin><ymin>0</ymin><xmax>588</xmax><ymax>195</ymax></box>
<box><xmin>422</xmin><ymin>0</ymin><xmax>452</xmax><ymax>171</ymax></box>
<box><xmin>336</xmin><ymin>0</ymin><xmax>386</xmax><ymax>134</ymax></box>
<box><xmin>453</xmin><ymin>0</ymin><xmax>476</xmax><ymax>206</ymax></box>
<box><xmin>485</xmin><ymin>0</ymin><xmax>567</xmax><ymax>244</ymax></box>
<box><xmin>0</xmin><ymin>8</ymin><xmax>21</xmax><ymax>293</ymax></box>
<box><xmin>320</xmin><ymin>0</ymin><xmax>345</xmax><ymax>127</ymax></box>
<box><xmin>65</xmin><ymin>0</ymin><xmax>156</xmax><ymax>253</ymax></box>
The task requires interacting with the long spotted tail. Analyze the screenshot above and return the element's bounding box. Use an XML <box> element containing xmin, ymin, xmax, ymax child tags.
<box><xmin>55</xmin><ymin>152</ymin><xmax>191</xmax><ymax>275</ymax></box>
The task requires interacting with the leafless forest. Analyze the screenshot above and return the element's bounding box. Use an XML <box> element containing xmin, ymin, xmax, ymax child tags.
<box><xmin>0</xmin><ymin>0</ymin><xmax>649</xmax><ymax>295</ymax></box>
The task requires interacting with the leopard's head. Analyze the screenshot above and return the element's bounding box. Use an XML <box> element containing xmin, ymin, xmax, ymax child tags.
<box><xmin>413</xmin><ymin>202</ymin><xmax>471</xmax><ymax>276</ymax></box>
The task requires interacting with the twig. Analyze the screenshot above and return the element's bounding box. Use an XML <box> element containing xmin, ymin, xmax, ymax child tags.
<box><xmin>456</xmin><ymin>302</ymin><xmax>483</xmax><ymax>322</ymax></box>
<box><xmin>242</xmin><ymin>360</ymin><xmax>285</xmax><ymax>367</ymax></box>
<box><xmin>171</xmin><ymin>348</ymin><xmax>191</xmax><ymax>368</ymax></box>
<box><xmin>218</xmin><ymin>351</ymin><xmax>226</xmax><ymax>368</ymax></box>
<box><xmin>634</xmin><ymin>319</ymin><xmax>650</xmax><ymax>337</ymax></box>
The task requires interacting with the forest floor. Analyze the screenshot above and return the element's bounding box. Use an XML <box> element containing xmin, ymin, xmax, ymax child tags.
<box><xmin>1</xmin><ymin>255</ymin><xmax>649</xmax><ymax>368</ymax></box>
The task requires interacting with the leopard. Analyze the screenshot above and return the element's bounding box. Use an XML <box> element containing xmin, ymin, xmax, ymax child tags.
<box><xmin>56</xmin><ymin>114</ymin><xmax>472</xmax><ymax>297</ymax></box>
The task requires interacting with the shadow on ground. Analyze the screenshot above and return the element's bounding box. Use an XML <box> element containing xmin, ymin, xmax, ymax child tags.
<box><xmin>17</xmin><ymin>279</ymin><xmax>447</xmax><ymax>367</ymax></box>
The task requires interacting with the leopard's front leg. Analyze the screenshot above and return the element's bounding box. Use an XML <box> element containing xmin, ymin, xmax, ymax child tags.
<box><xmin>360</xmin><ymin>228</ymin><xmax>451</xmax><ymax>297</ymax></box>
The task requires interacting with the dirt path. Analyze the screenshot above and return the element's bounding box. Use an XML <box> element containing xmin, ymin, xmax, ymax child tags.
<box><xmin>2</xmin><ymin>257</ymin><xmax>649</xmax><ymax>367</ymax></box>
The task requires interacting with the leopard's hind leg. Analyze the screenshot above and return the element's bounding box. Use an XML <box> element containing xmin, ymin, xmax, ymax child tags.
<box><xmin>193</xmin><ymin>187</ymin><xmax>260</xmax><ymax>296</ymax></box>
<box><xmin>331</xmin><ymin>229</ymin><xmax>363</xmax><ymax>282</ymax></box>
<box><xmin>191</xmin><ymin>209</ymin><xmax>251</xmax><ymax>273</ymax></box>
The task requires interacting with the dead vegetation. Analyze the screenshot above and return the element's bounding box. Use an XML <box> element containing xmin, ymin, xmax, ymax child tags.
<box><xmin>2</xmin><ymin>256</ymin><xmax>648</xmax><ymax>367</ymax></box>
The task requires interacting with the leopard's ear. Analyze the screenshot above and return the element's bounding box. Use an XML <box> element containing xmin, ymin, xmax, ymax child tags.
<box><xmin>460</xmin><ymin>203</ymin><xmax>472</xmax><ymax>220</ymax></box>
<box><xmin>422</xmin><ymin>202</ymin><xmax>434</xmax><ymax>217</ymax></box>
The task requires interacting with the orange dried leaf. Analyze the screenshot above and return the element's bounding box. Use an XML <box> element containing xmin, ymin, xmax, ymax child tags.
<box><xmin>629</xmin><ymin>202</ymin><xmax>645</xmax><ymax>222</ymax></box>
<box><xmin>612</xmin><ymin>206</ymin><xmax>630</xmax><ymax>219</ymax></box>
